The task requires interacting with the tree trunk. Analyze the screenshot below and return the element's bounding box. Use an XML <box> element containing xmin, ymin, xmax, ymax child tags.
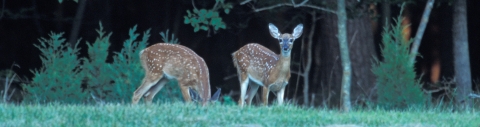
<box><xmin>337</xmin><ymin>0</ymin><xmax>351</xmax><ymax>112</ymax></box>
<box><xmin>302</xmin><ymin>11</ymin><xmax>316</xmax><ymax>106</ymax></box>
<box><xmin>68</xmin><ymin>0</ymin><xmax>87</xmax><ymax>47</ymax></box>
<box><xmin>453</xmin><ymin>0</ymin><xmax>472</xmax><ymax>110</ymax></box>
<box><xmin>381</xmin><ymin>1</ymin><xmax>391</xmax><ymax>31</ymax></box>
<box><xmin>316</xmin><ymin>0</ymin><xmax>377</xmax><ymax>108</ymax></box>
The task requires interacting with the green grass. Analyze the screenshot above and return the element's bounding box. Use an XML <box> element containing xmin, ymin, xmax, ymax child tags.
<box><xmin>0</xmin><ymin>103</ymin><xmax>478</xmax><ymax>127</ymax></box>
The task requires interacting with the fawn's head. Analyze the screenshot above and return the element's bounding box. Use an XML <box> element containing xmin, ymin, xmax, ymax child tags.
<box><xmin>189</xmin><ymin>87</ymin><xmax>221</xmax><ymax>106</ymax></box>
<box><xmin>268</xmin><ymin>23</ymin><xmax>304</xmax><ymax>57</ymax></box>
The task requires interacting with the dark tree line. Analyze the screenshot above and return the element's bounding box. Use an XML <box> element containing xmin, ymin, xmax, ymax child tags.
<box><xmin>0</xmin><ymin>0</ymin><xmax>478</xmax><ymax>109</ymax></box>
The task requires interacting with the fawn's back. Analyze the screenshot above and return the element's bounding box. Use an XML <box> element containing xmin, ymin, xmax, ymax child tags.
<box><xmin>133</xmin><ymin>43</ymin><xmax>214</xmax><ymax>105</ymax></box>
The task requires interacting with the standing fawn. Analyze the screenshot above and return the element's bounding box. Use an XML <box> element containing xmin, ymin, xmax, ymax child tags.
<box><xmin>132</xmin><ymin>43</ymin><xmax>221</xmax><ymax>106</ymax></box>
<box><xmin>232</xmin><ymin>23</ymin><xmax>303</xmax><ymax>107</ymax></box>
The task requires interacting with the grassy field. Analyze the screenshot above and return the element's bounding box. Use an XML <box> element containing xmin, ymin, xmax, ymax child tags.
<box><xmin>0</xmin><ymin>103</ymin><xmax>478</xmax><ymax>127</ymax></box>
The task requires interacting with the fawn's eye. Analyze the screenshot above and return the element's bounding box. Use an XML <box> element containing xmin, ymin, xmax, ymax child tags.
<box><xmin>289</xmin><ymin>39</ymin><xmax>294</xmax><ymax>44</ymax></box>
<box><xmin>278</xmin><ymin>39</ymin><xmax>282</xmax><ymax>43</ymax></box>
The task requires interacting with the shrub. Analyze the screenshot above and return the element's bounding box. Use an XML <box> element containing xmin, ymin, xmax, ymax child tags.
<box><xmin>89</xmin><ymin>27</ymin><xmax>185</xmax><ymax>103</ymax></box>
<box><xmin>372</xmin><ymin>8</ymin><xmax>427</xmax><ymax>109</ymax></box>
<box><xmin>23</xmin><ymin>23</ymin><xmax>188</xmax><ymax>104</ymax></box>
<box><xmin>83</xmin><ymin>24</ymin><xmax>184</xmax><ymax>103</ymax></box>
<box><xmin>22</xmin><ymin>32</ymin><xmax>88</xmax><ymax>104</ymax></box>
<box><xmin>82</xmin><ymin>23</ymin><xmax>115</xmax><ymax>103</ymax></box>
<box><xmin>105</xmin><ymin>25</ymin><xmax>150</xmax><ymax>103</ymax></box>
<box><xmin>82</xmin><ymin>24</ymin><xmax>156</xmax><ymax>104</ymax></box>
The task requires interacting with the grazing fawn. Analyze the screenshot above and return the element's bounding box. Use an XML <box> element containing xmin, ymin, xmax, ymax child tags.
<box><xmin>232</xmin><ymin>23</ymin><xmax>303</xmax><ymax>107</ymax></box>
<box><xmin>132</xmin><ymin>43</ymin><xmax>221</xmax><ymax>106</ymax></box>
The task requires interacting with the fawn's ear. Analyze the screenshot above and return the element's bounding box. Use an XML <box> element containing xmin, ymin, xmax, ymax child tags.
<box><xmin>268</xmin><ymin>23</ymin><xmax>280</xmax><ymax>39</ymax></box>
<box><xmin>292</xmin><ymin>24</ymin><xmax>304</xmax><ymax>39</ymax></box>
<box><xmin>189</xmin><ymin>87</ymin><xmax>201</xmax><ymax>102</ymax></box>
<box><xmin>210</xmin><ymin>88</ymin><xmax>222</xmax><ymax>102</ymax></box>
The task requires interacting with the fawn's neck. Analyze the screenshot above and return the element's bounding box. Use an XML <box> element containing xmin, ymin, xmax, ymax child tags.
<box><xmin>265</xmin><ymin>55</ymin><xmax>291</xmax><ymax>91</ymax></box>
<box><xmin>270</xmin><ymin>55</ymin><xmax>291</xmax><ymax>78</ymax></box>
<box><xmin>278</xmin><ymin>55</ymin><xmax>291</xmax><ymax>70</ymax></box>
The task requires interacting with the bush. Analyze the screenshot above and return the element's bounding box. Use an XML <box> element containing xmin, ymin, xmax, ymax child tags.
<box><xmin>99</xmin><ymin>28</ymin><xmax>184</xmax><ymax>103</ymax></box>
<box><xmin>80</xmin><ymin>25</ymin><xmax>185</xmax><ymax>104</ymax></box>
<box><xmin>372</xmin><ymin>8</ymin><xmax>427</xmax><ymax>109</ymax></box>
<box><xmin>22</xmin><ymin>32</ymin><xmax>88</xmax><ymax>104</ymax></box>
<box><xmin>104</xmin><ymin>25</ymin><xmax>150</xmax><ymax>103</ymax></box>
<box><xmin>82</xmin><ymin>23</ymin><xmax>115</xmax><ymax>103</ymax></box>
<box><xmin>22</xmin><ymin>23</ymin><xmax>188</xmax><ymax>104</ymax></box>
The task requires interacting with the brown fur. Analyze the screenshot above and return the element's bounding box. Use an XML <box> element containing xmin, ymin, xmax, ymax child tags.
<box><xmin>132</xmin><ymin>43</ymin><xmax>211</xmax><ymax>105</ymax></box>
<box><xmin>232</xmin><ymin>23</ymin><xmax>303</xmax><ymax>107</ymax></box>
<box><xmin>232</xmin><ymin>43</ymin><xmax>292</xmax><ymax>106</ymax></box>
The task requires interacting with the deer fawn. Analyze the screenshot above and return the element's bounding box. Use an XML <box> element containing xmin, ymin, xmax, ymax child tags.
<box><xmin>132</xmin><ymin>43</ymin><xmax>221</xmax><ymax>106</ymax></box>
<box><xmin>232</xmin><ymin>23</ymin><xmax>303</xmax><ymax>107</ymax></box>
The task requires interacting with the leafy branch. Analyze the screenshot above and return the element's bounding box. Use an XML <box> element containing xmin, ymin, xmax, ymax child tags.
<box><xmin>184</xmin><ymin>0</ymin><xmax>233</xmax><ymax>35</ymax></box>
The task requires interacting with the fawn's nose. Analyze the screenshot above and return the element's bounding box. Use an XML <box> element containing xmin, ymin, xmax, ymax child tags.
<box><xmin>282</xmin><ymin>41</ymin><xmax>289</xmax><ymax>51</ymax></box>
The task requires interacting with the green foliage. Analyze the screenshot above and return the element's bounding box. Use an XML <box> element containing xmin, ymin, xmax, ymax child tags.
<box><xmin>82</xmin><ymin>22</ymin><xmax>116</xmax><ymax>103</ymax></box>
<box><xmin>106</xmin><ymin>25</ymin><xmax>150</xmax><ymax>103</ymax></box>
<box><xmin>372</xmin><ymin>7</ymin><xmax>427</xmax><ymax>109</ymax></box>
<box><xmin>22</xmin><ymin>32</ymin><xmax>88</xmax><ymax>104</ymax></box>
<box><xmin>82</xmin><ymin>23</ymin><xmax>184</xmax><ymax>103</ymax></box>
<box><xmin>183</xmin><ymin>0</ymin><xmax>233</xmax><ymax>32</ymax></box>
<box><xmin>22</xmin><ymin>22</ymin><xmax>192</xmax><ymax>104</ymax></box>
<box><xmin>0</xmin><ymin>103</ymin><xmax>478</xmax><ymax>126</ymax></box>
<box><xmin>159</xmin><ymin>29</ymin><xmax>179</xmax><ymax>44</ymax></box>
<box><xmin>152</xmin><ymin>80</ymin><xmax>183</xmax><ymax>103</ymax></box>
<box><xmin>221</xmin><ymin>95</ymin><xmax>236</xmax><ymax>105</ymax></box>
